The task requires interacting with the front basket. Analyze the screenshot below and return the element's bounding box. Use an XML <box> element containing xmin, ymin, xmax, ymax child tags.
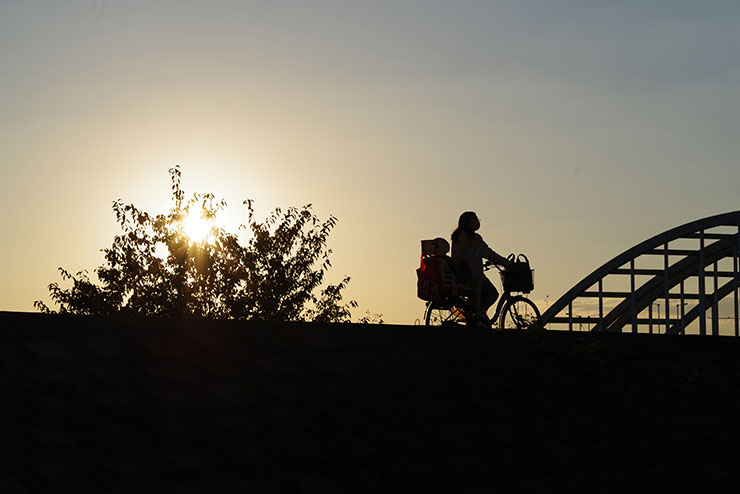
<box><xmin>500</xmin><ymin>268</ymin><xmax>534</xmax><ymax>294</ymax></box>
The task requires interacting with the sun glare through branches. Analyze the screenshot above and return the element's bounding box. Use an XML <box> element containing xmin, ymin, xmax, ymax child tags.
<box><xmin>182</xmin><ymin>211</ymin><xmax>214</xmax><ymax>243</ymax></box>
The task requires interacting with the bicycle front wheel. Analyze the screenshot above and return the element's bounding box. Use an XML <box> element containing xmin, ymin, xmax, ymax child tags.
<box><xmin>425</xmin><ymin>301</ymin><xmax>466</xmax><ymax>326</ymax></box>
<box><xmin>499</xmin><ymin>296</ymin><xmax>541</xmax><ymax>330</ymax></box>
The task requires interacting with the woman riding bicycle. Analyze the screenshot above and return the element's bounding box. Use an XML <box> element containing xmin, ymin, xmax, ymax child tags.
<box><xmin>451</xmin><ymin>211</ymin><xmax>513</xmax><ymax>324</ymax></box>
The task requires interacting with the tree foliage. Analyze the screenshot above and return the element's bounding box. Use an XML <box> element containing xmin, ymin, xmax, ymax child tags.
<box><xmin>35</xmin><ymin>166</ymin><xmax>357</xmax><ymax>321</ymax></box>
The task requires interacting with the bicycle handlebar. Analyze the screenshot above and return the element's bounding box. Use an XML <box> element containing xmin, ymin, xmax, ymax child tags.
<box><xmin>484</xmin><ymin>253</ymin><xmax>521</xmax><ymax>272</ymax></box>
<box><xmin>483</xmin><ymin>261</ymin><xmax>506</xmax><ymax>272</ymax></box>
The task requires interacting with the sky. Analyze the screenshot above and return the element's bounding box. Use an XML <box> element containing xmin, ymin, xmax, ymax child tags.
<box><xmin>2</xmin><ymin>1</ymin><xmax>740</xmax><ymax>324</ymax></box>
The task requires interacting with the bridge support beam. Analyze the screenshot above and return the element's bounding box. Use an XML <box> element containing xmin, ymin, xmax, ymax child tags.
<box><xmin>699</xmin><ymin>231</ymin><xmax>706</xmax><ymax>336</ymax></box>
<box><xmin>664</xmin><ymin>243</ymin><xmax>670</xmax><ymax>335</ymax></box>
<box><xmin>736</xmin><ymin>222</ymin><xmax>740</xmax><ymax>337</ymax></box>
<box><xmin>541</xmin><ymin>212</ymin><xmax>740</xmax><ymax>335</ymax></box>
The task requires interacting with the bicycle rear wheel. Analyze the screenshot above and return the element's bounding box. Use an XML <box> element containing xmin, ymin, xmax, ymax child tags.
<box><xmin>424</xmin><ymin>301</ymin><xmax>466</xmax><ymax>326</ymax></box>
<box><xmin>499</xmin><ymin>296</ymin><xmax>541</xmax><ymax>330</ymax></box>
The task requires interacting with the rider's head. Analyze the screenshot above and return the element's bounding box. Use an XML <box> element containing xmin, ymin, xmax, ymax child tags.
<box><xmin>458</xmin><ymin>211</ymin><xmax>480</xmax><ymax>232</ymax></box>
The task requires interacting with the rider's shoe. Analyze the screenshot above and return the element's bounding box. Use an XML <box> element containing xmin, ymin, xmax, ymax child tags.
<box><xmin>471</xmin><ymin>311</ymin><xmax>491</xmax><ymax>328</ymax></box>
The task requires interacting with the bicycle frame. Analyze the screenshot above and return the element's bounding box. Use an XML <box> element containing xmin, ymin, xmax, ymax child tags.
<box><xmin>488</xmin><ymin>289</ymin><xmax>513</xmax><ymax>324</ymax></box>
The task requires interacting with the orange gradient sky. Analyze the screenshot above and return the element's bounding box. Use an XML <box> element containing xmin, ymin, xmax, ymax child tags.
<box><xmin>2</xmin><ymin>1</ymin><xmax>740</xmax><ymax>323</ymax></box>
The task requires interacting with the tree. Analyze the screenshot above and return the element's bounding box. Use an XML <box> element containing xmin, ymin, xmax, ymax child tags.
<box><xmin>35</xmin><ymin>166</ymin><xmax>358</xmax><ymax>321</ymax></box>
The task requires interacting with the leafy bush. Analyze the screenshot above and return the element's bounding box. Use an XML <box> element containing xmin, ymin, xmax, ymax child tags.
<box><xmin>35</xmin><ymin>166</ymin><xmax>357</xmax><ymax>321</ymax></box>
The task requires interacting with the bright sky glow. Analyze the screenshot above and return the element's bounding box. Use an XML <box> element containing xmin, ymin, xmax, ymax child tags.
<box><xmin>2</xmin><ymin>1</ymin><xmax>740</xmax><ymax>323</ymax></box>
<box><xmin>182</xmin><ymin>212</ymin><xmax>213</xmax><ymax>244</ymax></box>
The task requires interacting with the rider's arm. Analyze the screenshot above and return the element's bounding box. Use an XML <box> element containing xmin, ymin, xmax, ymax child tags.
<box><xmin>477</xmin><ymin>236</ymin><xmax>514</xmax><ymax>269</ymax></box>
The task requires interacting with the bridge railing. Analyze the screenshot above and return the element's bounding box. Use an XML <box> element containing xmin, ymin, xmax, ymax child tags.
<box><xmin>542</xmin><ymin>212</ymin><xmax>740</xmax><ymax>335</ymax></box>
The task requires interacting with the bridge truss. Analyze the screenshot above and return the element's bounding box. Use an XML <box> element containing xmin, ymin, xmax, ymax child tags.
<box><xmin>542</xmin><ymin>212</ymin><xmax>740</xmax><ymax>335</ymax></box>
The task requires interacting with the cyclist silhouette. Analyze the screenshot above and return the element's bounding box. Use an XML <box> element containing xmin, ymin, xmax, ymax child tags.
<box><xmin>451</xmin><ymin>211</ymin><xmax>513</xmax><ymax>324</ymax></box>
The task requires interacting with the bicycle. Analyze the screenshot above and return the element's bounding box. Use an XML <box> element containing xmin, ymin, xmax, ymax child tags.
<box><xmin>423</xmin><ymin>259</ymin><xmax>541</xmax><ymax>330</ymax></box>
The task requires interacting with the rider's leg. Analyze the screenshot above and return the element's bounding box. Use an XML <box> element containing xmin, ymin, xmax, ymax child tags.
<box><xmin>480</xmin><ymin>276</ymin><xmax>498</xmax><ymax>315</ymax></box>
<box><xmin>469</xmin><ymin>276</ymin><xmax>496</xmax><ymax>326</ymax></box>
<box><xmin>467</xmin><ymin>277</ymin><xmax>485</xmax><ymax>324</ymax></box>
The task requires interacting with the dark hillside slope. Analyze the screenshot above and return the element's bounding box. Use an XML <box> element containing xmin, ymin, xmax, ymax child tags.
<box><xmin>1</xmin><ymin>311</ymin><xmax>740</xmax><ymax>493</ymax></box>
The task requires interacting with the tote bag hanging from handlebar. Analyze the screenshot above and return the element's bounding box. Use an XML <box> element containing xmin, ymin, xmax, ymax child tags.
<box><xmin>501</xmin><ymin>254</ymin><xmax>534</xmax><ymax>294</ymax></box>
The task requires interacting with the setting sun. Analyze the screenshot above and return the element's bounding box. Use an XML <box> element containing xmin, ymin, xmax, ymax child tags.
<box><xmin>182</xmin><ymin>212</ymin><xmax>212</xmax><ymax>243</ymax></box>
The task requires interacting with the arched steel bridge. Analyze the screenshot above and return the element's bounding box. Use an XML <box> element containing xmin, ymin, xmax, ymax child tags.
<box><xmin>542</xmin><ymin>211</ymin><xmax>740</xmax><ymax>335</ymax></box>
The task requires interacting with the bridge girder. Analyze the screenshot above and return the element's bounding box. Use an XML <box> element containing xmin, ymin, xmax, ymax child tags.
<box><xmin>542</xmin><ymin>212</ymin><xmax>740</xmax><ymax>335</ymax></box>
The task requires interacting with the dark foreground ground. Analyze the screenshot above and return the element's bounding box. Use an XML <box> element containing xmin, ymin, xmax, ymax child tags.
<box><xmin>1</xmin><ymin>311</ymin><xmax>740</xmax><ymax>493</ymax></box>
